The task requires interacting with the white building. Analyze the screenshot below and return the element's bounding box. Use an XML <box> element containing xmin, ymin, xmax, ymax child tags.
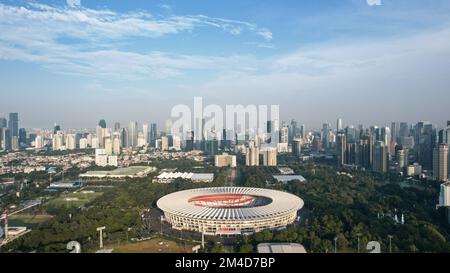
<box><xmin>215</xmin><ymin>154</ymin><xmax>237</xmax><ymax>168</ymax></box>
<box><xmin>95</xmin><ymin>149</ymin><xmax>108</xmax><ymax>166</ymax></box>
<box><xmin>439</xmin><ymin>182</ymin><xmax>450</xmax><ymax>207</ymax></box>
<box><xmin>79</xmin><ymin>138</ymin><xmax>88</xmax><ymax>149</ymax></box>
<box><xmin>34</xmin><ymin>135</ymin><xmax>44</xmax><ymax>149</ymax></box>
<box><xmin>65</xmin><ymin>134</ymin><xmax>77</xmax><ymax>150</ymax></box>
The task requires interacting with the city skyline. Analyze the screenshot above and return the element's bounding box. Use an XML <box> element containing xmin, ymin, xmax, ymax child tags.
<box><xmin>1</xmin><ymin>0</ymin><xmax>450</xmax><ymax>128</ymax></box>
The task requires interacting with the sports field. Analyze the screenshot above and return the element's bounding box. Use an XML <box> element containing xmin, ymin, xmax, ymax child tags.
<box><xmin>111</xmin><ymin>238</ymin><xmax>195</xmax><ymax>253</ymax></box>
<box><xmin>47</xmin><ymin>191</ymin><xmax>103</xmax><ymax>208</ymax></box>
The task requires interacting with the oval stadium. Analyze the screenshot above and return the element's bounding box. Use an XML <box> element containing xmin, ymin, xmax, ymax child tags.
<box><xmin>157</xmin><ymin>187</ymin><xmax>304</xmax><ymax>236</ymax></box>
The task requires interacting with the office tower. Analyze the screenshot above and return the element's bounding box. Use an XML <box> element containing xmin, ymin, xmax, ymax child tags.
<box><xmin>245</xmin><ymin>141</ymin><xmax>259</xmax><ymax>166</ymax></box>
<box><xmin>206</xmin><ymin>138</ymin><xmax>219</xmax><ymax>156</ymax></box>
<box><xmin>161</xmin><ymin>136</ymin><xmax>169</xmax><ymax>151</ymax></box>
<box><xmin>262</xmin><ymin>147</ymin><xmax>278</xmax><ymax>166</ymax></box>
<box><xmin>112</xmin><ymin>134</ymin><xmax>121</xmax><ymax>155</ymax></box>
<box><xmin>120</xmin><ymin>128</ymin><xmax>128</xmax><ymax>148</ymax></box>
<box><xmin>185</xmin><ymin>130</ymin><xmax>194</xmax><ymax>151</ymax></box>
<box><xmin>0</xmin><ymin>117</ymin><xmax>6</xmax><ymax>128</ymax></box>
<box><xmin>373</xmin><ymin>141</ymin><xmax>388</xmax><ymax>173</ymax></box>
<box><xmin>79</xmin><ymin>138</ymin><xmax>88</xmax><ymax>149</ymax></box>
<box><xmin>418</xmin><ymin>123</ymin><xmax>435</xmax><ymax>171</ymax></box>
<box><xmin>300</xmin><ymin>124</ymin><xmax>305</xmax><ymax>139</ymax></box>
<box><xmin>105</xmin><ymin>138</ymin><xmax>113</xmax><ymax>155</ymax></box>
<box><xmin>289</xmin><ymin>119</ymin><xmax>298</xmax><ymax>144</ymax></box>
<box><xmin>142</xmin><ymin>122</ymin><xmax>149</xmax><ymax>144</ymax></box>
<box><xmin>439</xmin><ymin>182</ymin><xmax>450</xmax><ymax>207</ymax></box>
<box><xmin>53</xmin><ymin>124</ymin><xmax>61</xmax><ymax>134</ymax></box>
<box><xmin>19</xmin><ymin>128</ymin><xmax>26</xmax><ymax>145</ymax></box>
<box><xmin>336</xmin><ymin>133</ymin><xmax>347</xmax><ymax>167</ymax></box>
<box><xmin>65</xmin><ymin>134</ymin><xmax>77</xmax><ymax>150</ymax></box>
<box><xmin>292</xmin><ymin>138</ymin><xmax>302</xmax><ymax>156</ymax></box>
<box><xmin>8</xmin><ymin>113</ymin><xmax>18</xmax><ymax>138</ymax></box>
<box><xmin>391</xmin><ymin>122</ymin><xmax>399</xmax><ymax>143</ymax></box>
<box><xmin>380</xmin><ymin>127</ymin><xmax>391</xmax><ymax>157</ymax></box>
<box><xmin>358</xmin><ymin>130</ymin><xmax>373</xmax><ymax>169</ymax></box>
<box><xmin>346</xmin><ymin>142</ymin><xmax>357</xmax><ymax>165</ymax></box>
<box><xmin>322</xmin><ymin>123</ymin><xmax>331</xmax><ymax>150</ymax></box>
<box><xmin>399</xmin><ymin>122</ymin><xmax>409</xmax><ymax>139</ymax></box>
<box><xmin>98</xmin><ymin>119</ymin><xmax>107</xmax><ymax>129</ymax></box>
<box><xmin>150</xmin><ymin>123</ymin><xmax>157</xmax><ymax>146</ymax></box>
<box><xmin>433</xmin><ymin>144</ymin><xmax>448</xmax><ymax>181</ymax></box>
<box><xmin>128</xmin><ymin>121</ymin><xmax>138</xmax><ymax>148</ymax></box>
<box><xmin>439</xmin><ymin>126</ymin><xmax>450</xmax><ymax>145</ymax></box>
<box><xmin>267</xmin><ymin>120</ymin><xmax>273</xmax><ymax>134</ymax></box>
<box><xmin>114</xmin><ymin>122</ymin><xmax>121</xmax><ymax>132</ymax></box>
<box><xmin>345</xmin><ymin>126</ymin><xmax>357</xmax><ymax>143</ymax></box>
<box><xmin>35</xmin><ymin>135</ymin><xmax>45</xmax><ymax>149</ymax></box>
<box><xmin>337</xmin><ymin>118</ymin><xmax>343</xmax><ymax>132</ymax></box>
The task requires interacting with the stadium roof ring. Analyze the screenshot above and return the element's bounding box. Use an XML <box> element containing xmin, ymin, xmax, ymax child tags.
<box><xmin>157</xmin><ymin>187</ymin><xmax>304</xmax><ymax>236</ymax></box>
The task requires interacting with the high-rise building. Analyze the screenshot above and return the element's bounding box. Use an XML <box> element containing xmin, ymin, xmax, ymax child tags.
<box><xmin>96</xmin><ymin>125</ymin><xmax>105</xmax><ymax>148</ymax></box>
<box><xmin>8</xmin><ymin>113</ymin><xmax>18</xmax><ymax>138</ymax></box>
<box><xmin>79</xmin><ymin>138</ymin><xmax>88</xmax><ymax>149</ymax></box>
<box><xmin>105</xmin><ymin>138</ymin><xmax>113</xmax><ymax>155</ymax></box>
<box><xmin>439</xmin><ymin>182</ymin><xmax>450</xmax><ymax>207</ymax></box>
<box><xmin>161</xmin><ymin>136</ymin><xmax>169</xmax><ymax>151</ymax></box>
<box><xmin>142</xmin><ymin>123</ymin><xmax>149</xmax><ymax>145</ymax></box>
<box><xmin>113</xmin><ymin>135</ymin><xmax>121</xmax><ymax>155</ymax></box>
<box><xmin>120</xmin><ymin>128</ymin><xmax>128</xmax><ymax>148</ymax></box>
<box><xmin>373</xmin><ymin>141</ymin><xmax>388</xmax><ymax>173</ymax></box>
<box><xmin>245</xmin><ymin>141</ymin><xmax>259</xmax><ymax>166</ymax></box>
<box><xmin>18</xmin><ymin>128</ymin><xmax>26</xmax><ymax>145</ymax></box>
<box><xmin>52</xmin><ymin>132</ymin><xmax>65</xmax><ymax>151</ymax></box>
<box><xmin>262</xmin><ymin>147</ymin><xmax>277</xmax><ymax>166</ymax></box>
<box><xmin>98</xmin><ymin>119</ymin><xmax>107</xmax><ymax>129</ymax></box>
<box><xmin>65</xmin><ymin>134</ymin><xmax>77</xmax><ymax>150</ymax></box>
<box><xmin>150</xmin><ymin>123</ymin><xmax>157</xmax><ymax>146</ymax></box>
<box><xmin>292</xmin><ymin>138</ymin><xmax>302</xmax><ymax>156</ymax></box>
<box><xmin>336</xmin><ymin>133</ymin><xmax>347</xmax><ymax>167</ymax></box>
<box><xmin>0</xmin><ymin>117</ymin><xmax>7</xmax><ymax>128</ymax></box>
<box><xmin>337</xmin><ymin>118</ymin><xmax>343</xmax><ymax>132</ymax></box>
<box><xmin>128</xmin><ymin>121</ymin><xmax>138</xmax><ymax>148</ymax></box>
<box><xmin>417</xmin><ymin>123</ymin><xmax>435</xmax><ymax>171</ymax></box>
<box><xmin>95</xmin><ymin>149</ymin><xmax>108</xmax><ymax>166</ymax></box>
<box><xmin>0</xmin><ymin>128</ymin><xmax>10</xmax><ymax>151</ymax></box>
<box><xmin>114</xmin><ymin>122</ymin><xmax>121</xmax><ymax>132</ymax></box>
<box><xmin>396</xmin><ymin>147</ymin><xmax>407</xmax><ymax>172</ymax></box>
<box><xmin>433</xmin><ymin>144</ymin><xmax>448</xmax><ymax>181</ymax></box>
<box><xmin>34</xmin><ymin>135</ymin><xmax>45</xmax><ymax>149</ymax></box>
<box><xmin>280</xmin><ymin>125</ymin><xmax>289</xmax><ymax>144</ymax></box>
<box><xmin>53</xmin><ymin>124</ymin><xmax>61</xmax><ymax>134</ymax></box>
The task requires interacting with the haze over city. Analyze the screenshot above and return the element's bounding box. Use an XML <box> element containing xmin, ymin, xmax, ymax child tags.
<box><xmin>1</xmin><ymin>0</ymin><xmax>450</xmax><ymax>129</ymax></box>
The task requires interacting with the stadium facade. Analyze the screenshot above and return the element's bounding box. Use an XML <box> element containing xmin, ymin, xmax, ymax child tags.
<box><xmin>157</xmin><ymin>187</ymin><xmax>304</xmax><ymax>236</ymax></box>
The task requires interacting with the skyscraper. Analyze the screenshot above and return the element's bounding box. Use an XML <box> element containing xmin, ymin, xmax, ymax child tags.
<box><xmin>8</xmin><ymin>113</ymin><xmax>18</xmax><ymax>137</ymax></box>
<box><xmin>292</xmin><ymin>138</ymin><xmax>302</xmax><ymax>156</ymax></box>
<box><xmin>246</xmin><ymin>141</ymin><xmax>260</xmax><ymax>166</ymax></box>
<box><xmin>98</xmin><ymin>119</ymin><xmax>107</xmax><ymax>129</ymax></box>
<box><xmin>262</xmin><ymin>147</ymin><xmax>278</xmax><ymax>166</ymax></box>
<box><xmin>143</xmin><ymin>122</ymin><xmax>149</xmax><ymax>144</ymax></box>
<box><xmin>19</xmin><ymin>128</ymin><xmax>27</xmax><ymax>145</ymax></box>
<box><xmin>114</xmin><ymin>122</ymin><xmax>121</xmax><ymax>132</ymax></box>
<box><xmin>150</xmin><ymin>123</ymin><xmax>157</xmax><ymax>146</ymax></box>
<box><xmin>433</xmin><ymin>144</ymin><xmax>448</xmax><ymax>181</ymax></box>
<box><xmin>128</xmin><ymin>121</ymin><xmax>138</xmax><ymax>148</ymax></box>
<box><xmin>336</xmin><ymin>133</ymin><xmax>347</xmax><ymax>167</ymax></box>
<box><xmin>373</xmin><ymin>141</ymin><xmax>388</xmax><ymax>173</ymax></box>
<box><xmin>0</xmin><ymin>117</ymin><xmax>6</xmax><ymax>128</ymax></box>
<box><xmin>337</xmin><ymin>118</ymin><xmax>343</xmax><ymax>132</ymax></box>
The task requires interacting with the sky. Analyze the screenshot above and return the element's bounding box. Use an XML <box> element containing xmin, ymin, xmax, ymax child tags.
<box><xmin>0</xmin><ymin>0</ymin><xmax>450</xmax><ymax>130</ymax></box>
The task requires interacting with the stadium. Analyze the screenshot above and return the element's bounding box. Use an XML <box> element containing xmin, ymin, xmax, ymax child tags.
<box><xmin>157</xmin><ymin>187</ymin><xmax>304</xmax><ymax>236</ymax></box>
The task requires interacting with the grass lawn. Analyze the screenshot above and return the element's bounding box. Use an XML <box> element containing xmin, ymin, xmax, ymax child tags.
<box><xmin>8</xmin><ymin>214</ymin><xmax>53</xmax><ymax>229</ymax></box>
<box><xmin>47</xmin><ymin>191</ymin><xmax>103</xmax><ymax>208</ymax></box>
<box><xmin>110</xmin><ymin>238</ymin><xmax>196</xmax><ymax>253</ymax></box>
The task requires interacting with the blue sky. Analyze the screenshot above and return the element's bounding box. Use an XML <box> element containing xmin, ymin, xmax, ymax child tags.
<box><xmin>0</xmin><ymin>0</ymin><xmax>450</xmax><ymax>129</ymax></box>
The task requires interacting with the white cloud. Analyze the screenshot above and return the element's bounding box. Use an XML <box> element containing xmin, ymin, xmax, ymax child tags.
<box><xmin>0</xmin><ymin>1</ymin><xmax>272</xmax><ymax>79</ymax></box>
<box><xmin>67</xmin><ymin>0</ymin><xmax>81</xmax><ymax>8</ymax></box>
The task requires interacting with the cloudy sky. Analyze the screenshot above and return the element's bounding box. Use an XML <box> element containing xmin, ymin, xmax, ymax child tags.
<box><xmin>0</xmin><ymin>0</ymin><xmax>449</xmax><ymax>129</ymax></box>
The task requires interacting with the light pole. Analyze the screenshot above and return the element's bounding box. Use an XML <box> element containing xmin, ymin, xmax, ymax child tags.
<box><xmin>96</xmin><ymin>226</ymin><xmax>106</xmax><ymax>249</ymax></box>
<box><xmin>334</xmin><ymin>237</ymin><xmax>338</xmax><ymax>254</ymax></box>
<box><xmin>388</xmin><ymin>235</ymin><xmax>393</xmax><ymax>253</ymax></box>
<box><xmin>356</xmin><ymin>233</ymin><xmax>362</xmax><ymax>253</ymax></box>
